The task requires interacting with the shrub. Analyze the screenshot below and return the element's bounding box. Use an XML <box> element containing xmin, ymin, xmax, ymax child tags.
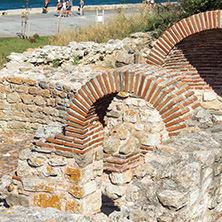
<box><xmin>52</xmin><ymin>58</ymin><xmax>61</xmax><ymax>67</ymax></box>
<box><xmin>33</xmin><ymin>33</ymin><xmax>40</xmax><ymax>39</ymax></box>
<box><xmin>72</xmin><ymin>55</ymin><xmax>79</xmax><ymax>65</ymax></box>
<box><xmin>179</xmin><ymin>0</ymin><xmax>222</xmax><ymax>15</ymax></box>
<box><xmin>29</xmin><ymin>37</ymin><xmax>36</xmax><ymax>43</ymax></box>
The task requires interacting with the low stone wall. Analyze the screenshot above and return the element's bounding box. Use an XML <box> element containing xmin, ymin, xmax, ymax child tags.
<box><xmin>0</xmin><ymin>74</ymin><xmax>73</xmax><ymax>133</ymax></box>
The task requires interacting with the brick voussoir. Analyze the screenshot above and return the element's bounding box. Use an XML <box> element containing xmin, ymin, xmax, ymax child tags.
<box><xmin>163</xmin><ymin>107</ymin><xmax>190</xmax><ymax>123</ymax></box>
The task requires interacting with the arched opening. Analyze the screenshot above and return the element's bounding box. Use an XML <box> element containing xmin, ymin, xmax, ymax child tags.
<box><xmin>163</xmin><ymin>29</ymin><xmax>222</xmax><ymax>97</ymax></box>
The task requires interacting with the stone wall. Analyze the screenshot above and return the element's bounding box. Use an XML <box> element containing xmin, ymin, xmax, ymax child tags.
<box><xmin>0</xmin><ymin>75</ymin><xmax>73</xmax><ymax>133</ymax></box>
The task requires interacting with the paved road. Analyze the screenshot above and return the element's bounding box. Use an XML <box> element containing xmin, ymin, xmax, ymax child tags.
<box><xmin>0</xmin><ymin>8</ymin><xmax>140</xmax><ymax>37</ymax></box>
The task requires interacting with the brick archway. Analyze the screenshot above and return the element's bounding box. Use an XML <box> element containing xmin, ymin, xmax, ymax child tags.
<box><xmin>146</xmin><ymin>10</ymin><xmax>222</xmax><ymax>66</ymax></box>
<box><xmin>37</xmin><ymin>64</ymin><xmax>199</xmax><ymax>158</ymax></box>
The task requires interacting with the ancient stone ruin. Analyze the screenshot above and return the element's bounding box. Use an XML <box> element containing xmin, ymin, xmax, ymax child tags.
<box><xmin>1</xmin><ymin>10</ymin><xmax>222</xmax><ymax>222</ymax></box>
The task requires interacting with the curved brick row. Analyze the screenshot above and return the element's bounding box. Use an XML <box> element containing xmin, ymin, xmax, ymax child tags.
<box><xmin>146</xmin><ymin>10</ymin><xmax>222</xmax><ymax>66</ymax></box>
<box><xmin>36</xmin><ymin>64</ymin><xmax>199</xmax><ymax>158</ymax></box>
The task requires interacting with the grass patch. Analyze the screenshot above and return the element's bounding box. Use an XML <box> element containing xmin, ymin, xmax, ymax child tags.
<box><xmin>0</xmin><ymin>36</ymin><xmax>52</xmax><ymax>69</ymax></box>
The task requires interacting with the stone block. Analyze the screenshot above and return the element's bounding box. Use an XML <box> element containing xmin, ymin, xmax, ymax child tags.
<box><xmin>23</xmin><ymin>177</ymin><xmax>55</xmax><ymax>193</ymax></box>
<box><xmin>33</xmin><ymin>193</ymin><xmax>61</xmax><ymax>210</ymax></box>
<box><xmin>110</xmin><ymin>170</ymin><xmax>132</xmax><ymax>185</ymax></box>
<box><xmin>140</xmin><ymin>109</ymin><xmax>162</xmax><ymax>122</ymax></box>
<box><xmin>8</xmin><ymin>121</ymin><xmax>26</xmax><ymax>129</ymax></box>
<box><xmin>145</xmin><ymin>152</ymin><xmax>171</xmax><ymax>165</ymax></box>
<box><xmin>55</xmin><ymin>149</ymin><xmax>75</xmax><ymax>158</ymax></box>
<box><xmin>103</xmin><ymin>137</ymin><xmax>120</xmax><ymax>154</ymax></box>
<box><xmin>20</xmin><ymin>93</ymin><xmax>34</xmax><ymax>104</ymax></box>
<box><xmin>6</xmin><ymin>76</ymin><xmax>23</xmax><ymax>85</ymax></box>
<box><xmin>126</xmin><ymin>97</ymin><xmax>146</xmax><ymax>107</ymax></box>
<box><xmin>202</xmin><ymin>101</ymin><xmax>221</xmax><ymax>110</ymax></box>
<box><xmin>65</xmin><ymin>166</ymin><xmax>91</xmax><ymax>184</ymax></box>
<box><xmin>15</xmin><ymin>85</ymin><xmax>28</xmax><ymax>93</ymax></box>
<box><xmin>93</xmin><ymin>160</ymin><xmax>103</xmax><ymax>177</ymax></box>
<box><xmin>119</xmin><ymin>137</ymin><xmax>140</xmax><ymax>154</ymax></box>
<box><xmin>75</xmin><ymin>151</ymin><xmax>94</xmax><ymax>168</ymax></box>
<box><xmin>27</xmin><ymin>157</ymin><xmax>45</xmax><ymax>167</ymax></box>
<box><xmin>157</xmin><ymin>190</ymin><xmax>188</xmax><ymax>210</ymax></box>
<box><xmin>48</xmin><ymin>154</ymin><xmax>67</xmax><ymax>166</ymax></box>
<box><xmin>125</xmin><ymin>184</ymin><xmax>140</xmax><ymax>202</ymax></box>
<box><xmin>203</xmin><ymin>92</ymin><xmax>217</xmax><ymax>101</ymax></box>
<box><xmin>23</xmin><ymin>78</ymin><xmax>36</xmax><ymax>86</ymax></box>
<box><xmin>123</xmin><ymin>109</ymin><xmax>138</xmax><ymax>123</ymax></box>
<box><xmin>40</xmin><ymin>89</ymin><xmax>51</xmax><ymax>98</ymax></box>
<box><xmin>140</xmin><ymin>133</ymin><xmax>160</xmax><ymax>146</ymax></box>
<box><xmin>6</xmin><ymin>92</ymin><xmax>20</xmax><ymax>103</ymax></box>
<box><xmin>90</xmin><ymin>190</ymin><xmax>102</xmax><ymax>212</ymax></box>
<box><xmin>34</xmin><ymin>95</ymin><xmax>45</xmax><ymax>106</ymax></box>
<box><xmin>68</xmin><ymin>180</ymin><xmax>97</xmax><ymax>199</ymax></box>
<box><xmin>6</xmin><ymin>193</ymin><xmax>29</xmax><ymax>208</ymax></box>
<box><xmin>65</xmin><ymin>198</ymin><xmax>83</xmax><ymax>214</ymax></box>
<box><xmin>105</xmin><ymin>183</ymin><xmax>126</xmax><ymax>200</ymax></box>
<box><xmin>110</xmin><ymin>124</ymin><xmax>128</xmax><ymax>140</ymax></box>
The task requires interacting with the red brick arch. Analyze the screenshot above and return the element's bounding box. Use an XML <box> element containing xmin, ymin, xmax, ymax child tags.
<box><xmin>146</xmin><ymin>10</ymin><xmax>222</xmax><ymax>66</ymax></box>
<box><xmin>36</xmin><ymin>64</ymin><xmax>199</xmax><ymax>163</ymax></box>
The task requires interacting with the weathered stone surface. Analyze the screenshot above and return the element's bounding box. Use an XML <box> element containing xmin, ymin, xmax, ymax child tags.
<box><xmin>157</xmin><ymin>190</ymin><xmax>188</xmax><ymax>210</ymax></box>
<box><xmin>105</xmin><ymin>184</ymin><xmax>126</xmax><ymax>200</ymax></box>
<box><xmin>140</xmin><ymin>133</ymin><xmax>160</xmax><ymax>146</ymax></box>
<box><xmin>20</xmin><ymin>94</ymin><xmax>34</xmax><ymax>104</ymax></box>
<box><xmin>27</xmin><ymin>157</ymin><xmax>44</xmax><ymax>167</ymax></box>
<box><xmin>103</xmin><ymin>137</ymin><xmax>120</xmax><ymax>154</ymax></box>
<box><xmin>125</xmin><ymin>184</ymin><xmax>140</xmax><ymax>202</ymax></box>
<box><xmin>119</xmin><ymin>137</ymin><xmax>140</xmax><ymax>154</ymax></box>
<box><xmin>6</xmin><ymin>193</ymin><xmax>29</xmax><ymax>208</ymax></box>
<box><xmin>75</xmin><ymin>152</ymin><xmax>94</xmax><ymax>168</ymax></box>
<box><xmin>33</xmin><ymin>193</ymin><xmax>61</xmax><ymax>210</ymax></box>
<box><xmin>65</xmin><ymin>166</ymin><xmax>91</xmax><ymax>184</ymax></box>
<box><xmin>65</xmin><ymin>198</ymin><xmax>83</xmax><ymax>214</ymax></box>
<box><xmin>123</xmin><ymin>109</ymin><xmax>138</xmax><ymax>123</ymax></box>
<box><xmin>110</xmin><ymin>124</ymin><xmax>128</xmax><ymax>140</ymax></box>
<box><xmin>48</xmin><ymin>154</ymin><xmax>67</xmax><ymax>166</ymax></box>
<box><xmin>23</xmin><ymin>177</ymin><xmax>55</xmax><ymax>192</ymax></box>
<box><xmin>202</xmin><ymin>101</ymin><xmax>221</xmax><ymax>110</ymax></box>
<box><xmin>203</xmin><ymin>92</ymin><xmax>217</xmax><ymax>101</ymax></box>
<box><xmin>110</xmin><ymin>170</ymin><xmax>132</xmax><ymax>185</ymax></box>
<box><xmin>6</xmin><ymin>92</ymin><xmax>20</xmax><ymax>103</ymax></box>
<box><xmin>90</xmin><ymin>190</ymin><xmax>102</xmax><ymax>212</ymax></box>
<box><xmin>69</xmin><ymin>180</ymin><xmax>97</xmax><ymax>199</ymax></box>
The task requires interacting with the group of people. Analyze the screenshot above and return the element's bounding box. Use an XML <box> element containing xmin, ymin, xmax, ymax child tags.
<box><xmin>43</xmin><ymin>0</ymin><xmax>84</xmax><ymax>17</ymax></box>
<box><xmin>57</xmin><ymin>0</ymin><xmax>84</xmax><ymax>17</ymax></box>
<box><xmin>143</xmin><ymin>0</ymin><xmax>155</xmax><ymax>10</ymax></box>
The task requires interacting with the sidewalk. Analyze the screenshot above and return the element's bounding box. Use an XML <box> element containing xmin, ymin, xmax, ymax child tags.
<box><xmin>0</xmin><ymin>6</ymin><xmax>141</xmax><ymax>37</ymax></box>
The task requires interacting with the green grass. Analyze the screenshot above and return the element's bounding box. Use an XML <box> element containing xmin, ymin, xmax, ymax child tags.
<box><xmin>0</xmin><ymin>36</ymin><xmax>52</xmax><ymax>69</ymax></box>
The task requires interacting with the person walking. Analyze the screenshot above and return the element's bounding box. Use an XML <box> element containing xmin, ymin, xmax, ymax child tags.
<box><xmin>62</xmin><ymin>0</ymin><xmax>67</xmax><ymax>17</ymax></box>
<box><xmin>43</xmin><ymin>0</ymin><xmax>50</xmax><ymax>13</ymax></box>
<box><xmin>79</xmin><ymin>0</ymin><xmax>84</xmax><ymax>15</ymax></box>
<box><xmin>57</xmin><ymin>0</ymin><xmax>62</xmax><ymax>16</ymax></box>
<box><xmin>66</xmin><ymin>1</ymin><xmax>72</xmax><ymax>17</ymax></box>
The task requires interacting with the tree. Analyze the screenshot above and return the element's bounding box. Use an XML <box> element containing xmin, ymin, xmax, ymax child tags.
<box><xmin>180</xmin><ymin>0</ymin><xmax>222</xmax><ymax>15</ymax></box>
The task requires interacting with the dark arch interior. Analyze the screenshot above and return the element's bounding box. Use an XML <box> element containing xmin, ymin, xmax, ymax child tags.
<box><xmin>163</xmin><ymin>29</ymin><xmax>222</xmax><ymax>96</ymax></box>
<box><xmin>93</xmin><ymin>93</ymin><xmax>118</xmax><ymax>126</ymax></box>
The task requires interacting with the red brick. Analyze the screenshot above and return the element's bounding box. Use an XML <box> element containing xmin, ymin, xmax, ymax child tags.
<box><xmin>102</xmin><ymin>73</ymin><xmax>111</xmax><ymax>94</ymax></box>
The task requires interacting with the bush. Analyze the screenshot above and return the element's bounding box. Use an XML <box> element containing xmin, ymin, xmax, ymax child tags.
<box><xmin>179</xmin><ymin>0</ymin><xmax>222</xmax><ymax>15</ymax></box>
<box><xmin>52</xmin><ymin>58</ymin><xmax>61</xmax><ymax>67</ymax></box>
<box><xmin>33</xmin><ymin>33</ymin><xmax>40</xmax><ymax>39</ymax></box>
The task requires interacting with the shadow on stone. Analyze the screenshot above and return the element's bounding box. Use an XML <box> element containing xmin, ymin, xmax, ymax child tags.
<box><xmin>101</xmin><ymin>194</ymin><xmax>120</xmax><ymax>216</ymax></box>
